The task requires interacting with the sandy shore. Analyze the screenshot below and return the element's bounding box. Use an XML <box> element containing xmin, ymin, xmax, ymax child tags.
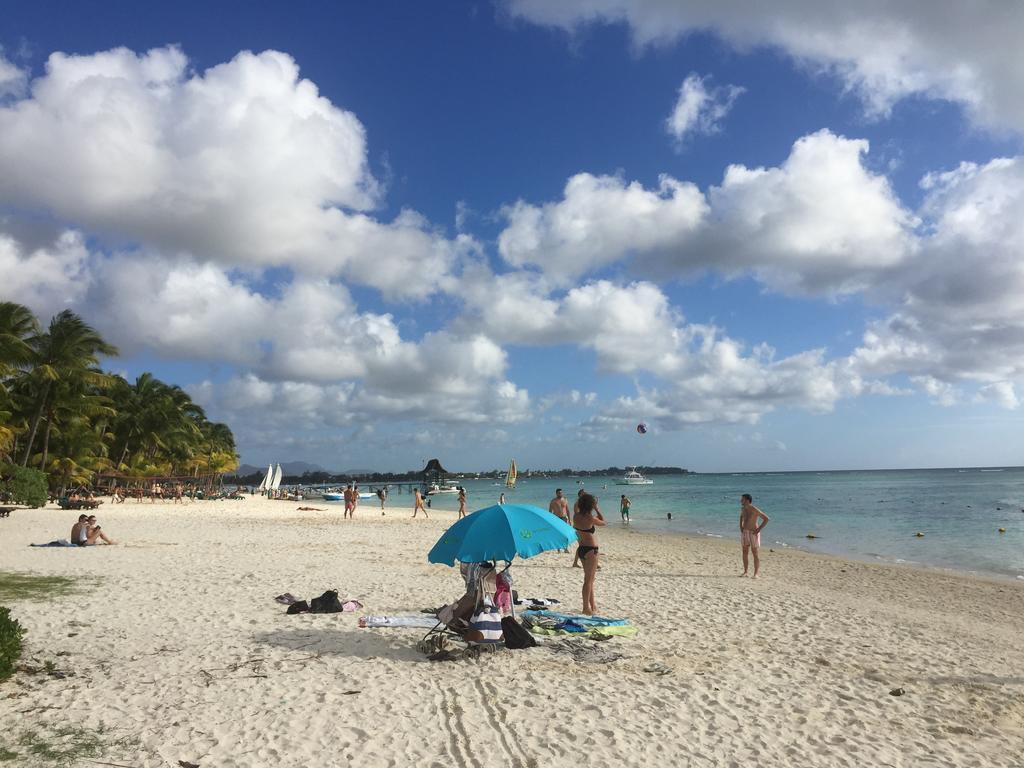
<box><xmin>1</xmin><ymin>495</ymin><xmax>1023</xmax><ymax>767</ymax></box>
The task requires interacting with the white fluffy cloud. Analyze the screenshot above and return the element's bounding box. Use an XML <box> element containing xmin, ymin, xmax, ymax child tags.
<box><xmin>0</xmin><ymin>53</ymin><xmax>26</xmax><ymax>98</ymax></box>
<box><xmin>498</xmin><ymin>172</ymin><xmax>707</xmax><ymax>283</ymax></box>
<box><xmin>849</xmin><ymin>156</ymin><xmax>1024</xmax><ymax>392</ymax></box>
<box><xmin>0</xmin><ymin>46</ymin><xmax>469</xmax><ymax>297</ymax></box>
<box><xmin>666</xmin><ymin>73</ymin><xmax>744</xmax><ymax>143</ymax></box>
<box><xmin>499</xmin><ymin>130</ymin><xmax>916</xmax><ymax>294</ymax></box>
<box><xmin>459</xmin><ymin>272</ymin><xmax>868</xmax><ymax>424</ymax></box>
<box><xmin>0</xmin><ymin>229</ymin><xmax>90</xmax><ymax>314</ymax></box>
<box><xmin>507</xmin><ymin>0</ymin><xmax>1024</xmax><ymax>132</ymax></box>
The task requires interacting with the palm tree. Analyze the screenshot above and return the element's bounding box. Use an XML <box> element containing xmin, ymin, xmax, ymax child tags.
<box><xmin>0</xmin><ymin>301</ymin><xmax>38</xmax><ymax>379</ymax></box>
<box><xmin>0</xmin><ymin>302</ymin><xmax>39</xmax><ymax>459</ymax></box>
<box><xmin>19</xmin><ymin>310</ymin><xmax>117</xmax><ymax>467</ymax></box>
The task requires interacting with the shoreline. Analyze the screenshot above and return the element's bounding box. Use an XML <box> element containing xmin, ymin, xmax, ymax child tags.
<box><xmin>399</xmin><ymin>492</ymin><xmax>1024</xmax><ymax>584</ymax></box>
<box><xmin>2</xmin><ymin>497</ymin><xmax>1022</xmax><ymax>766</ymax></box>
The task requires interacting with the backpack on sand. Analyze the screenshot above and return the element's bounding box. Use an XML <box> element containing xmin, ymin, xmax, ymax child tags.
<box><xmin>501</xmin><ymin>616</ymin><xmax>537</xmax><ymax>649</ymax></box>
<box><xmin>309</xmin><ymin>590</ymin><xmax>344</xmax><ymax>613</ymax></box>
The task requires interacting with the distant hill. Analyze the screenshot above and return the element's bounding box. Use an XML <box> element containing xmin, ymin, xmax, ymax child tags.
<box><xmin>227</xmin><ymin>461</ymin><xmax>327</xmax><ymax>477</ymax></box>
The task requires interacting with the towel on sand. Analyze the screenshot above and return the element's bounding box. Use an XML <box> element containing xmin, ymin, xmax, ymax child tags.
<box><xmin>522</xmin><ymin>610</ymin><xmax>638</xmax><ymax>637</ymax></box>
<box><xmin>359</xmin><ymin>615</ymin><xmax>440</xmax><ymax>629</ymax></box>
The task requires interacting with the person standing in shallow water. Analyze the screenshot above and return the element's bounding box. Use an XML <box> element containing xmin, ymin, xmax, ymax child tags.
<box><xmin>739</xmin><ymin>493</ymin><xmax>770</xmax><ymax>579</ymax></box>
<box><xmin>620</xmin><ymin>494</ymin><xmax>631</xmax><ymax>523</ymax></box>
<box><xmin>573</xmin><ymin>493</ymin><xmax>604</xmax><ymax>615</ymax></box>
<box><xmin>457</xmin><ymin>487</ymin><xmax>467</xmax><ymax>519</ymax></box>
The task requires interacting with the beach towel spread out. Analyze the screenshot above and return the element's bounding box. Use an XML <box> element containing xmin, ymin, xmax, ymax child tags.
<box><xmin>359</xmin><ymin>615</ymin><xmax>440</xmax><ymax>629</ymax></box>
<box><xmin>522</xmin><ymin>610</ymin><xmax>638</xmax><ymax>637</ymax></box>
<box><xmin>30</xmin><ymin>540</ymin><xmax>76</xmax><ymax>547</ymax></box>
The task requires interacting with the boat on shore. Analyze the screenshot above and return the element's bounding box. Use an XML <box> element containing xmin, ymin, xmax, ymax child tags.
<box><xmin>615</xmin><ymin>467</ymin><xmax>654</xmax><ymax>485</ymax></box>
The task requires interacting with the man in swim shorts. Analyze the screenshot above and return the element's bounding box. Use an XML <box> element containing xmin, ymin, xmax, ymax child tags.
<box><xmin>739</xmin><ymin>493</ymin><xmax>769</xmax><ymax>578</ymax></box>
<box><xmin>549</xmin><ymin>489</ymin><xmax>570</xmax><ymax>552</ymax></box>
<box><xmin>343</xmin><ymin>484</ymin><xmax>355</xmax><ymax>519</ymax></box>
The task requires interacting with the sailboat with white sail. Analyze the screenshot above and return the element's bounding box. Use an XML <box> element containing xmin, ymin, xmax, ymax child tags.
<box><xmin>257</xmin><ymin>464</ymin><xmax>273</xmax><ymax>492</ymax></box>
<box><xmin>270</xmin><ymin>463</ymin><xmax>283</xmax><ymax>491</ymax></box>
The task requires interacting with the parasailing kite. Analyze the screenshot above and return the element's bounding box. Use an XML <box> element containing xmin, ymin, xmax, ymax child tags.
<box><xmin>636</xmin><ymin>423</ymin><xmax>647</xmax><ymax>434</ymax></box>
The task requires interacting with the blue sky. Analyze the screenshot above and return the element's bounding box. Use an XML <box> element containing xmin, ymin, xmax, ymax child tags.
<box><xmin>3</xmin><ymin>1</ymin><xmax>1024</xmax><ymax>472</ymax></box>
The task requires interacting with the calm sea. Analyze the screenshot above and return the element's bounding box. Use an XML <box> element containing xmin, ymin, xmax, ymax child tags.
<box><xmin>375</xmin><ymin>468</ymin><xmax>1024</xmax><ymax>580</ymax></box>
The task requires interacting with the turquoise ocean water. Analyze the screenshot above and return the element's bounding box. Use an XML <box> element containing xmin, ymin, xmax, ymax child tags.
<box><xmin>369</xmin><ymin>468</ymin><xmax>1024</xmax><ymax>580</ymax></box>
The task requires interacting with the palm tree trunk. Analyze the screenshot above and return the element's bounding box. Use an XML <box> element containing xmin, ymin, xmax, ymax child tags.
<box><xmin>40</xmin><ymin>417</ymin><xmax>52</xmax><ymax>471</ymax></box>
<box><xmin>21</xmin><ymin>381</ymin><xmax>51</xmax><ymax>466</ymax></box>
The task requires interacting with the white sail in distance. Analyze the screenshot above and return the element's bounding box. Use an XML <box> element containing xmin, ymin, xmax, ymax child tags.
<box><xmin>271</xmin><ymin>463</ymin><xmax>283</xmax><ymax>490</ymax></box>
<box><xmin>258</xmin><ymin>463</ymin><xmax>273</xmax><ymax>491</ymax></box>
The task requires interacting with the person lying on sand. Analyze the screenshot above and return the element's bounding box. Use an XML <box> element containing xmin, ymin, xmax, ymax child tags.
<box><xmin>297</xmin><ymin>506</ymin><xmax>326</xmax><ymax>511</ymax></box>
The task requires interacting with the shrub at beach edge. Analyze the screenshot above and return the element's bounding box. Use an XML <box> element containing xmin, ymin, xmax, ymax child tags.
<box><xmin>0</xmin><ymin>463</ymin><xmax>48</xmax><ymax>508</ymax></box>
<box><xmin>0</xmin><ymin>607</ymin><xmax>25</xmax><ymax>681</ymax></box>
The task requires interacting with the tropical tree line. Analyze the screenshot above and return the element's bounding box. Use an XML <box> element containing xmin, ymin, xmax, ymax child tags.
<box><xmin>0</xmin><ymin>302</ymin><xmax>238</xmax><ymax>493</ymax></box>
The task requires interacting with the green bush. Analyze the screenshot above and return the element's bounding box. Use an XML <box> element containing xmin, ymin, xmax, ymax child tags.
<box><xmin>0</xmin><ymin>463</ymin><xmax>48</xmax><ymax>508</ymax></box>
<box><xmin>0</xmin><ymin>607</ymin><xmax>24</xmax><ymax>681</ymax></box>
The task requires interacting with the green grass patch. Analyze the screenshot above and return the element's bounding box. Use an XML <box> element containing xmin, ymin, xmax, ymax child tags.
<box><xmin>0</xmin><ymin>722</ymin><xmax>136</xmax><ymax>767</ymax></box>
<box><xmin>0</xmin><ymin>573</ymin><xmax>77</xmax><ymax>602</ymax></box>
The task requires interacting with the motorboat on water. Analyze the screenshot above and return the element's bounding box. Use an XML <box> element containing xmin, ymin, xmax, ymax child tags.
<box><xmin>323</xmin><ymin>489</ymin><xmax>376</xmax><ymax>501</ymax></box>
<box><xmin>426</xmin><ymin>482</ymin><xmax>460</xmax><ymax>495</ymax></box>
<box><xmin>614</xmin><ymin>468</ymin><xmax>654</xmax><ymax>485</ymax></box>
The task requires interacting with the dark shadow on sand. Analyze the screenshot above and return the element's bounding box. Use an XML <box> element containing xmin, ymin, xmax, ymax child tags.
<box><xmin>252</xmin><ymin>624</ymin><xmax>428</xmax><ymax>663</ymax></box>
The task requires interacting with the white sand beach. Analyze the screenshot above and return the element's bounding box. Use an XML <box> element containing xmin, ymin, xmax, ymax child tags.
<box><xmin>2</xmin><ymin>495</ymin><xmax>1023</xmax><ymax>767</ymax></box>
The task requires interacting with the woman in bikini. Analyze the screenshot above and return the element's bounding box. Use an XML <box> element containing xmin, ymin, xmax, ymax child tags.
<box><xmin>573</xmin><ymin>493</ymin><xmax>605</xmax><ymax>615</ymax></box>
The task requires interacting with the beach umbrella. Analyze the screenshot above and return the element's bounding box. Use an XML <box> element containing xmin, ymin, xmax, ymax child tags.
<box><xmin>427</xmin><ymin>503</ymin><xmax>576</xmax><ymax>566</ymax></box>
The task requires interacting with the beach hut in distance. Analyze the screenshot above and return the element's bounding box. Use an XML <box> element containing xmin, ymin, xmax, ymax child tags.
<box><xmin>421</xmin><ymin>458</ymin><xmax>449</xmax><ymax>489</ymax></box>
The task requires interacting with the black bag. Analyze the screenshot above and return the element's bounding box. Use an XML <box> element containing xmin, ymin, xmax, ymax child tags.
<box><xmin>501</xmin><ymin>616</ymin><xmax>537</xmax><ymax>649</ymax></box>
<box><xmin>309</xmin><ymin>590</ymin><xmax>344</xmax><ymax>613</ymax></box>
<box><xmin>286</xmin><ymin>600</ymin><xmax>310</xmax><ymax>614</ymax></box>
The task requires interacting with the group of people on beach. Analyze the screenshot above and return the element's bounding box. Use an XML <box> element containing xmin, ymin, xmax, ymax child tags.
<box><xmin>547</xmin><ymin>487</ymin><xmax>770</xmax><ymax>613</ymax></box>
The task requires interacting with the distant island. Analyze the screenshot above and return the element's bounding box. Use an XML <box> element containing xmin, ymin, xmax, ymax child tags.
<box><xmin>226</xmin><ymin>465</ymin><xmax>690</xmax><ymax>485</ymax></box>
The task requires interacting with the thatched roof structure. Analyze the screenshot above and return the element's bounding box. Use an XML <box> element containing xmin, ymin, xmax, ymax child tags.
<box><xmin>421</xmin><ymin>458</ymin><xmax>449</xmax><ymax>486</ymax></box>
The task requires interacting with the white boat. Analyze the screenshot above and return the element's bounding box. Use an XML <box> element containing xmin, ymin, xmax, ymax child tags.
<box><xmin>614</xmin><ymin>468</ymin><xmax>654</xmax><ymax>485</ymax></box>
<box><xmin>270</xmin><ymin>463</ymin><xmax>283</xmax><ymax>491</ymax></box>
<box><xmin>426</xmin><ymin>482</ymin><xmax>460</xmax><ymax>495</ymax></box>
<box><xmin>257</xmin><ymin>463</ymin><xmax>273</xmax><ymax>492</ymax></box>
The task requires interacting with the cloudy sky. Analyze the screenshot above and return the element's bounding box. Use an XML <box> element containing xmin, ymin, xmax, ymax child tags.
<box><xmin>2</xmin><ymin>2</ymin><xmax>1023</xmax><ymax>472</ymax></box>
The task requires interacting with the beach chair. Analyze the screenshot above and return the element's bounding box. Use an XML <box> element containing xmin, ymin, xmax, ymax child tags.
<box><xmin>421</xmin><ymin>561</ymin><xmax>509</xmax><ymax>647</ymax></box>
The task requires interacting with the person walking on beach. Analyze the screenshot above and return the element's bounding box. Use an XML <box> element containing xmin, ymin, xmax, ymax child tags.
<box><xmin>620</xmin><ymin>494</ymin><xmax>631</xmax><ymax>523</ymax></box>
<box><xmin>499</xmin><ymin>492</ymin><xmax>506</xmax><ymax>505</ymax></box>
<box><xmin>574</xmin><ymin>493</ymin><xmax>604</xmax><ymax>615</ymax></box>
<box><xmin>377</xmin><ymin>487</ymin><xmax>387</xmax><ymax>515</ymax></box>
<box><xmin>343</xmin><ymin>484</ymin><xmax>355</xmax><ymax>519</ymax></box>
<box><xmin>457</xmin><ymin>487</ymin><xmax>467</xmax><ymax>518</ymax></box>
<box><xmin>412</xmin><ymin>487</ymin><xmax>428</xmax><ymax>519</ymax></box>
<box><xmin>549</xmin><ymin>489</ymin><xmax>570</xmax><ymax>553</ymax></box>
<box><xmin>739</xmin><ymin>493</ymin><xmax>770</xmax><ymax>579</ymax></box>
